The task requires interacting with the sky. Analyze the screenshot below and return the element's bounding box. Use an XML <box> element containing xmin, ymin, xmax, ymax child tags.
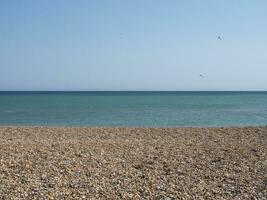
<box><xmin>0</xmin><ymin>0</ymin><xmax>267</xmax><ymax>91</ymax></box>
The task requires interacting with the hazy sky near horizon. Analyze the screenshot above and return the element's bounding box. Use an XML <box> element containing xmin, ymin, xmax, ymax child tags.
<box><xmin>0</xmin><ymin>1</ymin><xmax>267</xmax><ymax>91</ymax></box>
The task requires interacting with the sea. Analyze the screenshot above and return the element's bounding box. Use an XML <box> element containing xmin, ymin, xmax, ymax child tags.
<box><xmin>0</xmin><ymin>91</ymin><xmax>267</xmax><ymax>127</ymax></box>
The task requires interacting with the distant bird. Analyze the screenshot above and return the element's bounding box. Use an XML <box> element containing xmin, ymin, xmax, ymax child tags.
<box><xmin>218</xmin><ymin>36</ymin><xmax>222</xmax><ymax>40</ymax></box>
<box><xmin>199</xmin><ymin>74</ymin><xmax>204</xmax><ymax>78</ymax></box>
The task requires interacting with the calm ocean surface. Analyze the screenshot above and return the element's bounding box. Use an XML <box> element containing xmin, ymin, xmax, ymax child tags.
<box><xmin>0</xmin><ymin>91</ymin><xmax>267</xmax><ymax>127</ymax></box>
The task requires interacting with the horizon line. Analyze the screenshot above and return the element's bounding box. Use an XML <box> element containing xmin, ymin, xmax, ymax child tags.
<box><xmin>0</xmin><ymin>90</ymin><xmax>267</xmax><ymax>92</ymax></box>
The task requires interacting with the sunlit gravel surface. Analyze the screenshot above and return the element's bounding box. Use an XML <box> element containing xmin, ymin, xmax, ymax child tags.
<box><xmin>0</xmin><ymin>127</ymin><xmax>266</xmax><ymax>199</ymax></box>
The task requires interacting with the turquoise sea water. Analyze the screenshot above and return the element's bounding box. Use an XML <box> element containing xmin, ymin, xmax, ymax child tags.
<box><xmin>0</xmin><ymin>92</ymin><xmax>267</xmax><ymax>127</ymax></box>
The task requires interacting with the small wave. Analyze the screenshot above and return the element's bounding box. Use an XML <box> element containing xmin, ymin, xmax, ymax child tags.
<box><xmin>253</xmin><ymin>114</ymin><xmax>267</xmax><ymax>120</ymax></box>
<box><xmin>2</xmin><ymin>110</ymin><xmax>17</xmax><ymax>114</ymax></box>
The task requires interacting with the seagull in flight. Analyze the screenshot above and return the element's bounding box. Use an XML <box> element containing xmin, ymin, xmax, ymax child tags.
<box><xmin>218</xmin><ymin>36</ymin><xmax>222</xmax><ymax>40</ymax></box>
<box><xmin>199</xmin><ymin>74</ymin><xmax>204</xmax><ymax>78</ymax></box>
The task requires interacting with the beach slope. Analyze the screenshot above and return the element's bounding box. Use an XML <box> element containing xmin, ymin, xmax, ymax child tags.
<box><xmin>0</xmin><ymin>127</ymin><xmax>266</xmax><ymax>199</ymax></box>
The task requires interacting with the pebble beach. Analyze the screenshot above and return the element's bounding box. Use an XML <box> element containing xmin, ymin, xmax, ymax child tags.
<box><xmin>0</xmin><ymin>127</ymin><xmax>266</xmax><ymax>199</ymax></box>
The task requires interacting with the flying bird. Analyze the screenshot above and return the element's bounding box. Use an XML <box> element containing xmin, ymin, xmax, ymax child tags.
<box><xmin>218</xmin><ymin>36</ymin><xmax>222</xmax><ymax>40</ymax></box>
<box><xmin>199</xmin><ymin>74</ymin><xmax>204</xmax><ymax>78</ymax></box>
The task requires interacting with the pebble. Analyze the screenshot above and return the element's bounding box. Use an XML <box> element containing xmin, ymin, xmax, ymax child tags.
<box><xmin>0</xmin><ymin>126</ymin><xmax>266</xmax><ymax>199</ymax></box>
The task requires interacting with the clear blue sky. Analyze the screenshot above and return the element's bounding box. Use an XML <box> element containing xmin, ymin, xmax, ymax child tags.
<box><xmin>1</xmin><ymin>0</ymin><xmax>267</xmax><ymax>91</ymax></box>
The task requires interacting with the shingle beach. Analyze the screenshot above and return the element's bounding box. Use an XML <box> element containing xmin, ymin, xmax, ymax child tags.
<box><xmin>0</xmin><ymin>127</ymin><xmax>266</xmax><ymax>199</ymax></box>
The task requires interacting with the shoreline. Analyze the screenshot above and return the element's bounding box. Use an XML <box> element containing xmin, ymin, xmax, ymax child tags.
<box><xmin>0</xmin><ymin>127</ymin><xmax>266</xmax><ymax>199</ymax></box>
<box><xmin>0</xmin><ymin>125</ymin><xmax>266</xmax><ymax>128</ymax></box>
